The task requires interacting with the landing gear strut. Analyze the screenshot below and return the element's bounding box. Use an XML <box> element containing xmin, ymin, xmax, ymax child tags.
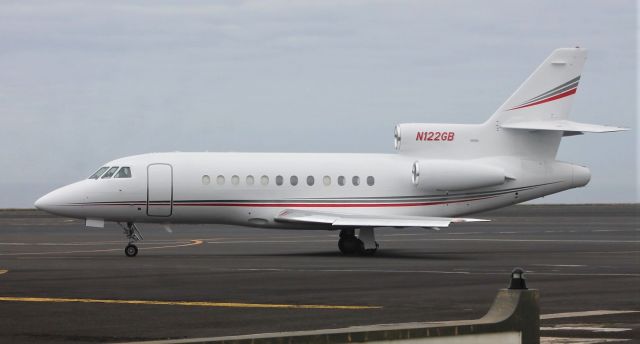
<box><xmin>338</xmin><ymin>228</ymin><xmax>379</xmax><ymax>256</ymax></box>
<box><xmin>119</xmin><ymin>222</ymin><xmax>143</xmax><ymax>257</ymax></box>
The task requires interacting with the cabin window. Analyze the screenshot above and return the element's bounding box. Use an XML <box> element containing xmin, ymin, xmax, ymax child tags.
<box><xmin>290</xmin><ymin>175</ymin><xmax>298</xmax><ymax>186</ymax></box>
<box><xmin>231</xmin><ymin>175</ymin><xmax>240</xmax><ymax>185</ymax></box>
<box><xmin>202</xmin><ymin>175</ymin><xmax>211</xmax><ymax>185</ymax></box>
<box><xmin>352</xmin><ymin>176</ymin><xmax>360</xmax><ymax>186</ymax></box>
<box><xmin>337</xmin><ymin>176</ymin><xmax>345</xmax><ymax>186</ymax></box>
<box><xmin>307</xmin><ymin>176</ymin><xmax>315</xmax><ymax>186</ymax></box>
<box><xmin>260</xmin><ymin>175</ymin><xmax>269</xmax><ymax>186</ymax></box>
<box><xmin>276</xmin><ymin>175</ymin><xmax>284</xmax><ymax>186</ymax></box>
<box><xmin>89</xmin><ymin>167</ymin><xmax>109</xmax><ymax>179</ymax></box>
<box><xmin>323</xmin><ymin>176</ymin><xmax>331</xmax><ymax>186</ymax></box>
<box><xmin>367</xmin><ymin>176</ymin><xmax>375</xmax><ymax>186</ymax></box>
<box><xmin>101</xmin><ymin>166</ymin><xmax>119</xmax><ymax>179</ymax></box>
<box><xmin>114</xmin><ymin>167</ymin><xmax>132</xmax><ymax>178</ymax></box>
<box><xmin>246</xmin><ymin>175</ymin><xmax>255</xmax><ymax>185</ymax></box>
<box><xmin>216</xmin><ymin>175</ymin><xmax>225</xmax><ymax>185</ymax></box>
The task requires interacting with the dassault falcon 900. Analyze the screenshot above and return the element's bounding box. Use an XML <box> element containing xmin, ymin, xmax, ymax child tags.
<box><xmin>35</xmin><ymin>48</ymin><xmax>627</xmax><ymax>257</ymax></box>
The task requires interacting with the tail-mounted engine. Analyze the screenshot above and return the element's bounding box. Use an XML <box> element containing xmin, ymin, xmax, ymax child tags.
<box><xmin>411</xmin><ymin>160</ymin><xmax>509</xmax><ymax>191</ymax></box>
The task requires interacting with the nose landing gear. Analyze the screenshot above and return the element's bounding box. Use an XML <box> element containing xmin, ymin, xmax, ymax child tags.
<box><xmin>119</xmin><ymin>222</ymin><xmax>143</xmax><ymax>257</ymax></box>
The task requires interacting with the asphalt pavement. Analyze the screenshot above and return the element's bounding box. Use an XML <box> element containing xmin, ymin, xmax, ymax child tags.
<box><xmin>0</xmin><ymin>204</ymin><xmax>637</xmax><ymax>343</ymax></box>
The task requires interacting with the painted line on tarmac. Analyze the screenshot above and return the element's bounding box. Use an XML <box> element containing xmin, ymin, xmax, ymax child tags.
<box><xmin>389</xmin><ymin>238</ymin><xmax>640</xmax><ymax>244</ymax></box>
<box><xmin>212</xmin><ymin>268</ymin><xmax>639</xmax><ymax>277</ymax></box>
<box><xmin>381</xmin><ymin>232</ymin><xmax>483</xmax><ymax>236</ymax></box>
<box><xmin>0</xmin><ymin>296</ymin><xmax>380</xmax><ymax>310</ymax></box>
<box><xmin>533</xmin><ymin>264</ymin><xmax>586</xmax><ymax>268</ymax></box>
<box><xmin>577</xmin><ymin>250</ymin><xmax>640</xmax><ymax>255</ymax></box>
<box><xmin>0</xmin><ymin>240</ymin><xmax>203</xmax><ymax>256</ymax></box>
<box><xmin>0</xmin><ymin>240</ymin><xmax>193</xmax><ymax>246</ymax></box>
<box><xmin>142</xmin><ymin>240</ymin><xmax>204</xmax><ymax>251</ymax></box>
<box><xmin>541</xmin><ymin>310</ymin><xmax>640</xmax><ymax>320</ymax></box>
<box><xmin>0</xmin><ymin>270</ymin><xmax>7</xmax><ymax>275</ymax></box>
<box><xmin>214</xmin><ymin>268</ymin><xmax>471</xmax><ymax>274</ymax></box>
<box><xmin>206</xmin><ymin>238</ymin><xmax>638</xmax><ymax>245</ymax></box>
<box><xmin>519</xmin><ymin>272</ymin><xmax>638</xmax><ymax>277</ymax></box>
<box><xmin>208</xmin><ymin>239</ymin><xmax>334</xmax><ymax>244</ymax></box>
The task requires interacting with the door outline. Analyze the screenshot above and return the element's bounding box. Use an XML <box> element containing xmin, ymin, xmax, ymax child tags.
<box><xmin>146</xmin><ymin>163</ymin><xmax>173</xmax><ymax>217</ymax></box>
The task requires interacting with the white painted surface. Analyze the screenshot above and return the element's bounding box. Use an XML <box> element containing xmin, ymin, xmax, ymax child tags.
<box><xmin>147</xmin><ymin>164</ymin><xmax>173</xmax><ymax>217</ymax></box>
<box><xmin>500</xmin><ymin>119</ymin><xmax>628</xmax><ymax>133</ymax></box>
<box><xmin>541</xmin><ymin>326</ymin><xmax>630</xmax><ymax>333</ymax></box>
<box><xmin>85</xmin><ymin>218</ymin><xmax>104</xmax><ymax>228</ymax></box>
<box><xmin>541</xmin><ymin>337</ymin><xmax>630</xmax><ymax>343</ymax></box>
<box><xmin>541</xmin><ymin>310</ymin><xmax>640</xmax><ymax>320</ymax></box>
<box><xmin>368</xmin><ymin>331</ymin><xmax>521</xmax><ymax>344</ymax></box>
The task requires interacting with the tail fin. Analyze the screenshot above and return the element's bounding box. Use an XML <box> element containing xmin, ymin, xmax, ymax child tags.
<box><xmin>487</xmin><ymin>47</ymin><xmax>587</xmax><ymax>126</ymax></box>
<box><xmin>397</xmin><ymin>47</ymin><xmax>626</xmax><ymax>161</ymax></box>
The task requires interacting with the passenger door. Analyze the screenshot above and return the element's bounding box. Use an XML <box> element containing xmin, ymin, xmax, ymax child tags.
<box><xmin>147</xmin><ymin>164</ymin><xmax>173</xmax><ymax>217</ymax></box>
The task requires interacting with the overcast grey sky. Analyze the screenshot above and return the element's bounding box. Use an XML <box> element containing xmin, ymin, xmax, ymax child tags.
<box><xmin>0</xmin><ymin>0</ymin><xmax>637</xmax><ymax>207</ymax></box>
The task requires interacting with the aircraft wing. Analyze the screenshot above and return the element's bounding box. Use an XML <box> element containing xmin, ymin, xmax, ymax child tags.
<box><xmin>275</xmin><ymin>209</ymin><xmax>488</xmax><ymax>228</ymax></box>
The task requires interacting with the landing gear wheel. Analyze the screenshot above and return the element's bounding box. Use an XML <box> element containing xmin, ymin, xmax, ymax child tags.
<box><xmin>338</xmin><ymin>236</ymin><xmax>362</xmax><ymax>255</ymax></box>
<box><xmin>125</xmin><ymin>244</ymin><xmax>138</xmax><ymax>257</ymax></box>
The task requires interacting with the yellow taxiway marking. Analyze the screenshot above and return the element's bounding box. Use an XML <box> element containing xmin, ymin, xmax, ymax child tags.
<box><xmin>0</xmin><ymin>270</ymin><xmax>7</xmax><ymax>275</ymax></box>
<box><xmin>0</xmin><ymin>296</ymin><xmax>380</xmax><ymax>310</ymax></box>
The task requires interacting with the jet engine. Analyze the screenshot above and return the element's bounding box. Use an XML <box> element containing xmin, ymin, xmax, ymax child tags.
<box><xmin>411</xmin><ymin>160</ymin><xmax>508</xmax><ymax>191</ymax></box>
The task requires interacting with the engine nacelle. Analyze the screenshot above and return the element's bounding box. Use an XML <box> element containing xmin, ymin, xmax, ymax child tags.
<box><xmin>411</xmin><ymin>160</ymin><xmax>508</xmax><ymax>191</ymax></box>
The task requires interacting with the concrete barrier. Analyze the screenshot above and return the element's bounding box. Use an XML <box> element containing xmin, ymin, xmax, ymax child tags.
<box><xmin>121</xmin><ymin>270</ymin><xmax>539</xmax><ymax>344</ymax></box>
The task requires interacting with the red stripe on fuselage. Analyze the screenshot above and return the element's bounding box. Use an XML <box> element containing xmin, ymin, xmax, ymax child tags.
<box><xmin>69</xmin><ymin>196</ymin><xmax>496</xmax><ymax>208</ymax></box>
<box><xmin>176</xmin><ymin>197</ymin><xmax>494</xmax><ymax>208</ymax></box>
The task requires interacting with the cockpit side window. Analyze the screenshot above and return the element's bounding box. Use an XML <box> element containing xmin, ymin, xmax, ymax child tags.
<box><xmin>114</xmin><ymin>167</ymin><xmax>132</xmax><ymax>178</ymax></box>
<box><xmin>101</xmin><ymin>166</ymin><xmax>119</xmax><ymax>179</ymax></box>
<box><xmin>89</xmin><ymin>167</ymin><xmax>109</xmax><ymax>179</ymax></box>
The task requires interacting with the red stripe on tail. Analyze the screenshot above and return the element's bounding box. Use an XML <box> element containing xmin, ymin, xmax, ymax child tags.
<box><xmin>509</xmin><ymin>88</ymin><xmax>577</xmax><ymax>111</ymax></box>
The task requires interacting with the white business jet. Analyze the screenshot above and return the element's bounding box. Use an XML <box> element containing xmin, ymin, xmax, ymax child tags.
<box><xmin>35</xmin><ymin>48</ymin><xmax>627</xmax><ymax>257</ymax></box>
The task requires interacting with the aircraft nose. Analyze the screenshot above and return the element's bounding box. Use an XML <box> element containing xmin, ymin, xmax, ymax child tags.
<box><xmin>34</xmin><ymin>192</ymin><xmax>56</xmax><ymax>212</ymax></box>
<box><xmin>34</xmin><ymin>181</ymin><xmax>91</xmax><ymax>217</ymax></box>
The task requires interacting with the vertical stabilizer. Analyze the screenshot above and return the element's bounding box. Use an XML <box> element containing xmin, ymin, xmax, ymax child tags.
<box><xmin>398</xmin><ymin>48</ymin><xmax>620</xmax><ymax>161</ymax></box>
<box><xmin>487</xmin><ymin>48</ymin><xmax>587</xmax><ymax>126</ymax></box>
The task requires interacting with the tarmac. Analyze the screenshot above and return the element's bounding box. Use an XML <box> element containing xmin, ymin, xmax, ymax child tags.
<box><xmin>0</xmin><ymin>204</ymin><xmax>637</xmax><ymax>343</ymax></box>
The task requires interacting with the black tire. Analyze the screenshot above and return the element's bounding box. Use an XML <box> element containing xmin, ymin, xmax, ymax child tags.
<box><xmin>125</xmin><ymin>244</ymin><xmax>138</xmax><ymax>257</ymax></box>
<box><xmin>338</xmin><ymin>237</ymin><xmax>362</xmax><ymax>255</ymax></box>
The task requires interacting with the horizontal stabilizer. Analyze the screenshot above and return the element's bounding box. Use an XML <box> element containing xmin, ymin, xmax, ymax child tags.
<box><xmin>275</xmin><ymin>209</ymin><xmax>488</xmax><ymax>228</ymax></box>
<box><xmin>501</xmin><ymin>119</ymin><xmax>628</xmax><ymax>135</ymax></box>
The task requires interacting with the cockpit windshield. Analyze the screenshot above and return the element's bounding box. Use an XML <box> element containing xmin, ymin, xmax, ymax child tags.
<box><xmin>88</xmin><ymin>166</ymin><xmax>133</xmax><ymax>179</ymax></box>
<box><xmin>101</xmin><ymin>167</ymin><xmax>119</xmax><ymax>179</ymax></box>
<box><xmin>89</xmin><ymin>167</ymin><xmax>109</xmax><ymax>179</ymax></box>
<box><xmin>114</xmin><ymin>167</ymin><xmax>132</xmax><ymax>178</ymax></box>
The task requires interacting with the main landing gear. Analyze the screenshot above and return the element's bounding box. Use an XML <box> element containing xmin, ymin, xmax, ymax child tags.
<box><xmin>338</xmin><ymin>228</ymin><xmax>379</xmax><ymax>256</ymax></box>
<box><xmin>119</xmin><ymin>222</ymin><xmax>143</xmax><ymax>257</ymax></box>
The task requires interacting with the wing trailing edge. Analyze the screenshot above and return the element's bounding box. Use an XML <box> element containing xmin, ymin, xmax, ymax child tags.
<box><xmin>275</xmin><ymin>209</ymin><xmax>488</xmax><ymax>229</ymax></box>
